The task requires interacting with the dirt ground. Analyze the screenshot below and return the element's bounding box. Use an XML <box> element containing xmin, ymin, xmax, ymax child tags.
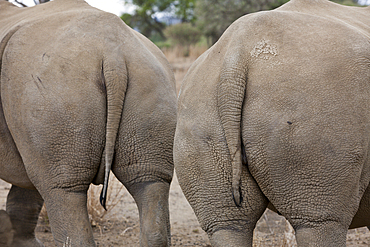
<box><xmin>1</xmin><ymin>175</ymin><xmax>370</xmax><ymax>247</ymax></box>
<box><xmin>1</xmin><ymin>48</ymin><xmax>370</xmax><ymax>246</ymax></box>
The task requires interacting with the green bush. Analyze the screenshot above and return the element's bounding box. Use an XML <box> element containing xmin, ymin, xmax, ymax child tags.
<box><xmin>165</xmin><ymin>23</ymin><xmax>202</xmax><ymax>47</ymax></box>
<box><xmin>154</xmin><ymin>40</ymin><xmax>173</xmax><ymax>49</ymax></box>
<box><xmin>332</xmin><ymin>0</ymin><xmax>362</xmax><ymax>5</ymax></box>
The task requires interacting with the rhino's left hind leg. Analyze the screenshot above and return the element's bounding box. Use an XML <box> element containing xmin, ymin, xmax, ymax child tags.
<box><xmin>6</xmin><ymin>185</ymin><xmax>44</xmax><ymax>247</ymax></box>
<box><xmin>125</xmin><ymin>181</ymin><xmax>171</xmax><ymax>247</ymax></box>
<box><xmin>0</xmin><ymin>210</ymin><xmax>14</xmax><ymax>247</ymax></box>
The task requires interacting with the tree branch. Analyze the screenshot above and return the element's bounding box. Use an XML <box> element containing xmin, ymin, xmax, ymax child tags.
<box><xmin>14</xmin><ymin>0</ymin><xmax>28</xmax><ymax>7</ymax></box>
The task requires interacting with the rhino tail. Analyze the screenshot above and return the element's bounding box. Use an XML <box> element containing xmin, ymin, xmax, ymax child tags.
<box><xmin>99</xmin><ymin>57</ymin><xmax>128</xmax><ymax>210</ymax></box>
<box><xmin>217</xmin><ymin>50</ymin><xmax>247</xmax><ymax>207</ymax></box>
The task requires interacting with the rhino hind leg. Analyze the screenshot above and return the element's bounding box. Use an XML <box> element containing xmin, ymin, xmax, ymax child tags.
<box><xmin>6</xmin><ymin>185</ymin><xmax>44</xmax><ymax>247</ymax></box>
<box><xmin>0</xmin><ymin>210</ymin><xmax>14</xmax><ymax>247</ymax></box>
<box><xmin>294</xmin><ymin>221</ymin><xmax>348</xmax><ymax>247</ymax></box>
<box><xmin>210</xmin><ymin>229</ymin><xmax>253</xmax><ymax>247</ymax></box>
<box><xmin>125</xmin><ymin>181</ymin><xmax>171</xmax><ymax>247</ymax></box>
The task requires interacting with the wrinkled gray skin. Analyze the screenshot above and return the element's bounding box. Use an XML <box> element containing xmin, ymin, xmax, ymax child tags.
<box><xmin>0</xmin><ymin>210</ymin><xmax>14</xmax><ymax>246</ymax></box>
<box><xmin>174</xmin><ymin>0</ymin><xmax>370</xmax><ymax>246</ymax></box>
<box><xmin>0</xmin><ymin>0</ymin><xmax>177</xmax><ymax>246</ymax></box>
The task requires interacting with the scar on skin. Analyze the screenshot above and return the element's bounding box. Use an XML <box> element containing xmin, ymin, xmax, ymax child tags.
<box><xmin>250</xmin><ymin>39</ymin><xmax>278</xmax><ymax>60</ymax></box>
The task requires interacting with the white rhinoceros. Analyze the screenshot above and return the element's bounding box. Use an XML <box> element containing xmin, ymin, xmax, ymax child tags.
<box><xmin>0</xmin><ymin>0</ymin><xmax>177</xmax><ymax>246</ymax></box>
<box><xmin>174</xmin><ymin>0</ymin><xmax>370</xmax><ymax>246</ymax></box>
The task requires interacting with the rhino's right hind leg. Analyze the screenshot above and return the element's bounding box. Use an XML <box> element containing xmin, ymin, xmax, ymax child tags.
<box><xmin>125</xmin><ymin>181</ymin><xmax>171</xmax><ymax>247</ymax></box>
<box><xmin>294</xmin><ymin>221</ymin><xmax>348</xmax><ymax>247</ymax></box>
<box><xmin>0</xmin><ymin>210</ymin><xmax>14</xmax><ymax>247</ymax></box>
<box><xmin>6</xmin><ymin>185</ymin><xmax>44</xmax><ymax>247</ymax></box>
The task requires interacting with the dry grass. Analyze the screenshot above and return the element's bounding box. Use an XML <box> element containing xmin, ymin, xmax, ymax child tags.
<box><xmin>162</xmin><ymin>44</ymin><xmax>370</xmax><ymax>247</ymax></box>
<box><xmin>162</xmin><ymin>45</ymin><xmax>208</xmax><ymax>94</ymax></box>
<box><xmin>37</xmin><ymin>173</ymin><xmax>125</xmax><ymax>231</ymax></box>
<box><xmin>32</xmin><ymin>42</ymin><xmax>370</xmax><ymax>247</ymax></box>
<box><xmin>252</xmin><ymin>209</ymin><xmax>297</xmax><ymax>247</ymax></box>
<box><xmin>163</xmin><ymin>45</ymin><xmax>301</xmax><ymax>247</ymax></box>
<box><xmin>87</xmin><ymin>173</ymin><xmax>125</xmax><ymax>226</ymax></box>
<box><xmin>62</xmin><ymin>237</ymin><xmax>71</xmax><ymax>247</ymax></box>
<box><xmin>162</xmin><ymin>45</ymin><xmax>207</xmax><ymax>63</ymax></box>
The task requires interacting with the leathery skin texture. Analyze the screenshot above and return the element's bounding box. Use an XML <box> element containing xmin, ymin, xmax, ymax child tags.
<box><xmin>174</xmin><ymin>0</ymin><xmax>370</xmax><ymax>246</ymax></box>
<box><xmin>0</xmin><ymin>0</ymin><xmax>177</xmax><ymax>246</ymax></box>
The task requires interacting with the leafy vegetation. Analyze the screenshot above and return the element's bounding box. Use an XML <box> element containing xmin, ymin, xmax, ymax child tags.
<box><xmin>122</xmin><ymin>0</ymin><xmax>196</xmax><ymax>40</ymax></box>
<box><xmin>196</xmin><ymin>0</ymin><xmax>290</xmax><ymax>45</ymax></box>
<box><xmin>8</xmin><ymin>0</ymin><xmax>365</xmax><ymax>46</ymax></box>
<box><xmin>333</xmin><ymin>0</ymin><xmax>362</xmax><ymax>5</ymax></box>
<box><xmin>164</xmin><ymin>23</ymin><xmax>202</xmax><ymax>55</ymax></box>
<box><xmin>6</xmin><ymin>0</ymin><xmax>49</xmax><ymax>7</ymax></box>
<box><xmin>123</xmin><ymin>0</ymin><xmax>362</xmax><ymax>46</ymax></box>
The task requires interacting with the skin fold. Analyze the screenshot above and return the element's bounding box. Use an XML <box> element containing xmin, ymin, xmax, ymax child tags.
<box><xmin>174</xmin><ymin>0</ymin><xmax>370</xmax><ymax>246</ymax></box>
<box><xmin>0</xmin><ymin>0</ymin><xmax>177</xmax><ymax>246</ymax></box>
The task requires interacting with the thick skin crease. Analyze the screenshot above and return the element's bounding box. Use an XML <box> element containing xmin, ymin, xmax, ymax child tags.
<box><xmin>174</xmin><ymin>0</ymin><xmax>370</xmax><ymax>246</ymax></box>
<box><xmin>0</xmin><ymin>0</ymin><xmax>177</xmax><ymax>246</ymax></box>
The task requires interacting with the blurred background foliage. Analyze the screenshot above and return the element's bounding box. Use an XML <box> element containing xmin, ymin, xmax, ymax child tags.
<box><xmin>7</xmin><ymin>0</ymin><xmax>368</xmax><ymax>52</ymax></box>
<box><xmin>121</xmin><ymin>0</ymin><xmax>366</xmax><ymax>49</ymax></box>
<box><xmin>7</xmin><ymin>0</ymin><xmax>50</xmax><ymax>7</ymax></box>
<box><xmin>195</xmin><ymin>0</ymin><xmax>290</xmax><ymax>44</ymax></box>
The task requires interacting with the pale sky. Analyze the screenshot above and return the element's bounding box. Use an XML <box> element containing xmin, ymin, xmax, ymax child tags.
<box><xmin>8</xmin><ymin>0</ymin><xmax>369</xmax><ymax>16</ymax></box>
<box><xmin>8</xmin><ymin>0</ymin><xmax>133</xmax><ymax>16</ymax></box>
<box><xmin>85</xmin><ymin>0</ymin><xmax>134</xmax><ymax>16</ymax></box>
